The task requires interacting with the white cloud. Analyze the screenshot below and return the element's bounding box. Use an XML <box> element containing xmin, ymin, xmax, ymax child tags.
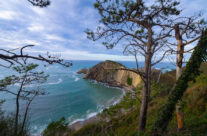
<box><xmin>31</xmin><ymin>7</ymin><xmax>46</xmax><ymax>16</ymax></box>
<box><xmin>0</xmin><ymin>0</ymin><xmax>206</xmax><ymax>62</ymax></box>
<box><xmin>0</xmin><ymin>10</ymin><xmax>16</xmax><ymax>20</ymax></box>
<box><xmin>25</xmin><ymin>47</ymin><xmax>135</xmax><ymax>61</ymax></box>
<box><xmin>23</xmin><ymin>40</ymin><xmax>41</xmax><ymax>46</ymax></box>
<box><xmin>28</xmin><ymin>23</ymin><xmax>45</xmax><ymax>32</ymax></box>
<box><xmin>45</xmin><ymin>34</ymin><xmax>66</xmax><ymax>41</ymax></box>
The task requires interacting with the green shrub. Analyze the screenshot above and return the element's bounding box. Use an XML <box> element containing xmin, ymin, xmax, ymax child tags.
<box><xmin>196</xmin><ymin>75</ymin><xmax>207</xmax><ymax>87</ymax></box>
<box><xmin>127</xmin><ymin>76</ymin><xmax>133</xmax><ymax>86</ymax></box>
<box><xmin>43</xmin><ymin>117</ymin><xmax>71</xmax><ymax>136</ymax></box>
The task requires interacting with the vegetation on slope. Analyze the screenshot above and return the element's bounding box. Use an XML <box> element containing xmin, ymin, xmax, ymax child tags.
<box><xmin>151</xmin><ymin>30</ymin><xmax>207</xmax><ymax>135</ymax></box>
<box><xmin>43</xmin><ymin>117</ymin><xmax>72</xmax><ymax>136</ymax></box>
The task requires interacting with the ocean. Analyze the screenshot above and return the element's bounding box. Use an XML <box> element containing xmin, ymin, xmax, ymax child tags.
<box><xmin>0</xmin><ymin>60</ymin><xmax>175</xmax><ymax>135</ymax></box>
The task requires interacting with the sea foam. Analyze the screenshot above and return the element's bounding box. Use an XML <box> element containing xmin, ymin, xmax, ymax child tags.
<box><xmin>47</xmin><ymin>78</ymin><xmax>63</xmax><ymax>85</ymax></box>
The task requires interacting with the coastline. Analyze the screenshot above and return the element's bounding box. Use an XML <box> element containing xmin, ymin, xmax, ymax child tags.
<box><xmin>68</xmin><ymin>80</ymin><xmax>133</xmax><ymax>132</ymax></box>
<box><xmin>69</xmin><ymin>61</ymin><xmax>137</xmax><ymax>132</ymax></box>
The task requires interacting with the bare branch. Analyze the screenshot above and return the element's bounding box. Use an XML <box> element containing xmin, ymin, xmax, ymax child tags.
<box><xmin>183</xmin><ymin>36</ymin><xmax>201</xmax><ymax>46</ymax></box>
<box><xmin>184</xmin><ymin>47</ymin><xmax>195</xmax><ymax>53</ymax></box>
<box><xmin>0</xmin><ymin>45</ymin><xmax>72</xmax><ymax>68</ymax></box>
<box><xmin>152</xmin><ymin>49</ymin><xmax>173</xmax><ymax>66</ymax></box>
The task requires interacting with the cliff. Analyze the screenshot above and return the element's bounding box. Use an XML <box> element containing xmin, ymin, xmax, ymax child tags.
<box><xmin>82</xmin><ymin>60</ymin><xmax>142</xmax><ymax>89</ymax></box>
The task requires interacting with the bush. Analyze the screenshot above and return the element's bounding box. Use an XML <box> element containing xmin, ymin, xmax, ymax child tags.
<box><xmin>0</xmin><ymin>100</ymin><xmax>29</xmax><ymax>136</ymax></box>
<box><xmin>43</xmin><ymin>117</ymin><xmax>71</xmax><ymax>136</ymax></box>
<box><xmin>196</xmin><ymin>75</ymin><xmax>207</xmax><ymax>87</ymax></box>
<box><xmin>127</xmin><ymin>76</ymin><xmax>133</xmax><ymax>86</ymax></box>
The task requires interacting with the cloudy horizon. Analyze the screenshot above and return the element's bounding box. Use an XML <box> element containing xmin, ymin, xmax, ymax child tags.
<box><xmin>0</xmin><ymin>0</ymin><xmax>206</xmax><ymax>61</ymax></box>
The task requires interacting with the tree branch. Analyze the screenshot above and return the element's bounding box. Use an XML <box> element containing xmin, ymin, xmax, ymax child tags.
<box><xmin>0</xmin><ymin>45</ymin><xmax>72</xmax><ymax>68</ymax></box>
<box><xmin>183</xmin><ymin>36</ymin><xmax>201</xmax><ymax>46</ymax></box>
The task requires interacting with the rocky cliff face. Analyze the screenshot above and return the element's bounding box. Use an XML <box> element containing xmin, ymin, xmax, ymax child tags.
<box><xmin>82</xmin><ymin>60</ymin><xmax>142</xmax><ymax>89</ymax></box>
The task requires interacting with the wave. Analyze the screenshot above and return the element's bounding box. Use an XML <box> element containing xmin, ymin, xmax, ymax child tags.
<box><xmin>14</xmin><ymin>83</ymin><xmax>36</xmax><ymax>88</ymax></box>
<box><xmin>47</xmin><ymin>78</ymin><xmax>63</xmax><ymax>85</ymax></box>
<box><xmin>31</xmin><ymin>124</ymin><xmax>47</xmax><ymax>136</ymax></box>
<box><xmin>69</xmin><ymin>111</ymin><xmax>99</xmax><ymax>125</ymax></box>
<box><xmin>69</xmin><ymin>84</ymin><xmax>125</xmax><ymax>126</ymax></box>
<box><xmin>71</xmin><ymin>73</ymin><xmax>80</xmax><ymax>82</ymax></box>
<box><xmin>74</xmin><ymin>77</ymin><xmax>80</xmax><ymax>82</ymax></box>
<box><xmin>109</xmin><ymin>92</ymin><xmax>125</xmax><ymax>106</ymax></box>
<box><xmin>14</xmin><ymin>78</ymin><xmax>63</xmax><ymax>87</ymax></box>
<box><xmin>68</xmin><ymin>96</ymin><xmax>124</xmax><ymax>126</ymax></box>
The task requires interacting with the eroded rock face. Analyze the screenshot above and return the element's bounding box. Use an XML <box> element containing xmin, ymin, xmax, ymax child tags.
<box><xmin>77</xmin><ymin>68</ymin><xmax>88</xmax><ymax>74</ymax></box>
<box><xmin>83</xmin><ymin>60</ymin><xmax>142</xmax><ymax>89</ymax></box>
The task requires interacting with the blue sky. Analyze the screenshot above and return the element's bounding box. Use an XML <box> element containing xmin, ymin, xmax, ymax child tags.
<box><xmin>0</xmin><ymin>0</ymin><xmax>206</xmax><ymax>61</ymax></box>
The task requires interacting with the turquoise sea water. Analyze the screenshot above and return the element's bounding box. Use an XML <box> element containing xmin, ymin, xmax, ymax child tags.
<box><xmin>0</xmin><ymin>60</ymin><xmax>175</xmax><ymax>135</ymax></box>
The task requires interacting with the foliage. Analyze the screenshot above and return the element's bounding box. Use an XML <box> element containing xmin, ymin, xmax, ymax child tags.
<box><xmin>0</xmin><ymin>100</ymin><xmax>30</xmax><ymax>136</ymax></box>
<box><xmin>196</xmin><ymin>75</ymin><xmax>207</xmax><ymax>87</ymax></box>
<box><xmin>0</xmin><ymin>63</ymin><xmax>48</xmax><ymax>136</ymax></box>
<box><xmin>150</xmin><ymin>29</ymin><xmax>207</xmax><ymax>136</ymax></box>
<box><xmin>27</xmin><ymin>0</ymin><xmax>50</xmax><ymax>7</ymax></box>
<box><xmin>101</xmin><ymin>91</ymin><xmax>140</xmax><ymax>119</ymax></box>
<box><xmin>43</xmin><ymin>117</ymin><xmax>71</xmax><ymax>136</ymax></box>
<box><xmin>127</xmin><ymin>76</ymin><xmax>133</xmax><ymax>86</ymax></box>
<box><xmin>151</xmin><ymin>82</ymin><xmax>169</xmax><ymax>99</ymax></box>
<box><xmin>1</xmin><ymin>63</ymin><xmax>48</xmax><ymax>86</ymax></box>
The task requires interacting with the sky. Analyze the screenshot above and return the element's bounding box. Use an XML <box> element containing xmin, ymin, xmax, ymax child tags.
<box><xmin>0</xmin><ymin>0</ymin><xmax>207</xmax><ymax>61</ymax></box>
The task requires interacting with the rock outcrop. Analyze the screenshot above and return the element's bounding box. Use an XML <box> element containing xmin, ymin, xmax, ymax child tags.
<box><xmin>83</xmin><ymin>60</ymin><xmax>142</xmax><ymax>89</ymax></box>
<box><xmin>77</xmin><ymin>68</ymin><xmax>88</xmax><ymax>74</ymax></box>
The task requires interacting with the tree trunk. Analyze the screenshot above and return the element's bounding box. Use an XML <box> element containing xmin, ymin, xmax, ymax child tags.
<box><xmin>14</xmin><ymin>77</ymin><xmax>25</xmax><ymax>136</ymax></box>
<box><xmin>135</xmin><ymin>54</ymin><xmax>139</xmax><ymax>71</ymax></box>
<box><xmin>21</xmin><ymin>92</ymin><xmax>36</xmax><ymax>135</ymax></box>
<box><xmin>21</xmin><ymin>101</ymin><xmax>31</xmax><ymax>135</ymax></box>
<box><xmin>14</xmin><ymin>90</ymin><xmax>21</xmax><ymax>136</ymax></box>
<box><xmin>175</xmin><ymin>24</ymin><xmax>184</xmax><ymax>131</ymax></box>
<box><xmin>176</xmin><ymin>39</ymin><xmax>183</xmax><ymax>80</ymax></box>
<box><xmin>138</xmin><ymin>79</ymin><xmax>149</xmax><ymax>132</ymax></box>
<box><xmin>138</xmin><ymin>27</ymin><xmax>152</xmax><ymax>133</ymax></box>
